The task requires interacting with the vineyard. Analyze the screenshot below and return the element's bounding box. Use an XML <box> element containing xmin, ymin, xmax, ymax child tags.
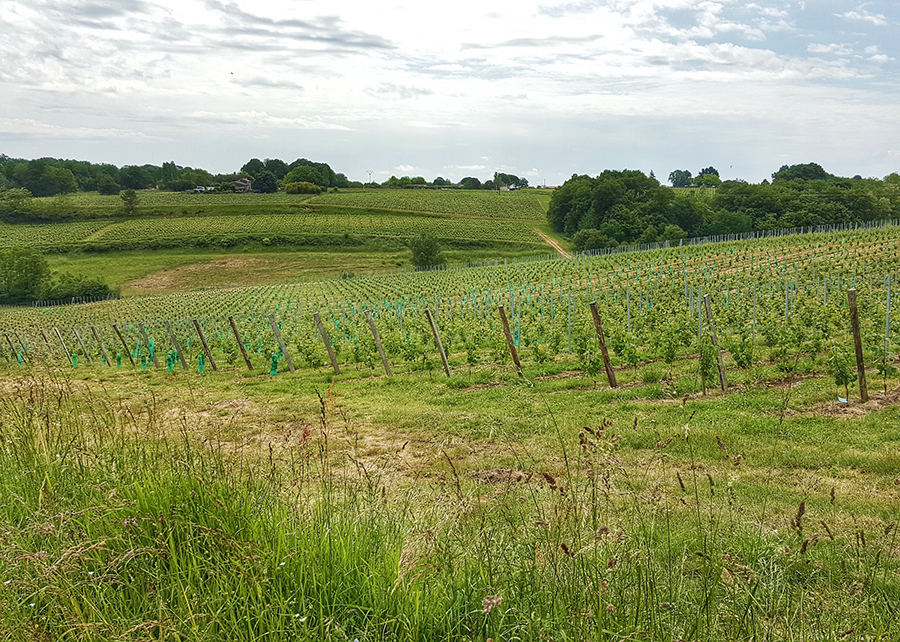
<box><xmin>29</xmin><ymin>190</ymin><xmax>317</xmax><ymax>211</ymax></box>
<box><xmin>0</xmin><ymin>209</ymin><xmax>547</xmax><ymax>253</ymax></box>
<box><xmin>7</xmin><ymin>189</ymin><xmax>552</xmax><ymax>257</ymax></box>
<box><xmin>3</xmin><ymin>226</ymin><xmax>900</xmax><ymax>641</ymax></box>
<box><xmin>2</xmin><ymin>225</ymin><xmax>899</xmax><ymax>393</ymax></box>
<box><xmin>308</xmin><ymin>189</ymin><xmax>547</xmax><ymax>219</ymax></box>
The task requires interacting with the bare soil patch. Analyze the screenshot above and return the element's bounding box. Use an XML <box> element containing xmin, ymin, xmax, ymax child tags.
<box><xmin>128</xmin><ymin>257</ymin><xmax>274</xmax><ymax>294</ymax></box>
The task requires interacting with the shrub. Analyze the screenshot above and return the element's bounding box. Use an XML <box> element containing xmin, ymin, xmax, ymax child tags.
<box><xmin>284</xmin><ymin>181</ymin><xmax>322</xmax><ymax>195</ymax></box>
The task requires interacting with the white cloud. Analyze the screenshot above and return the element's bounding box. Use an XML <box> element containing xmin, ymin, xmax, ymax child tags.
<box><xmin>807</xmin><ymin>43</ymin><xmax>852</xmax><ymax>55</ymax></box>
<box><xmin>839</xmin><ymin>10</ymin><xmax>887</xmax><ymax>26</ymax></box>
<box><xmin>0</xmin><ymin>0</ymin><xmax>898</xmax><ymax>183</ymax></box>
<box><xmin>188</xmin><ymin>111</ymin><xmax>351</xmax><ymax>131</ymax></box>
<box><xmin>394</xmin><ymin>164</ymin><xmax>415</xmax><ymax>172</ymax></box>
<box><xmin>0</xmin><ymin>117</ymin><xmax>164</xmax><ymax>141</ymax></box>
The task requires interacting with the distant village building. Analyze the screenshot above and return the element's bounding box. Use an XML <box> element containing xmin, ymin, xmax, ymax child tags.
<box><xmin>233</xmin><ymin>178</ymin><xmax>253</xmax><ymax>193</ymax></box>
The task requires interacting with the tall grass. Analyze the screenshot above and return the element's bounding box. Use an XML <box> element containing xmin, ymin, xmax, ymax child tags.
<box><xmin>0</xmin><ymin>376</ymin><xmax>897</xmax><ymax>640</ymax></box>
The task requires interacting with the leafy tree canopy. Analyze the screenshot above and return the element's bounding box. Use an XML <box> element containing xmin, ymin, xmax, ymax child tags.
<box><xmin>0</xmin><ymin>247</ymin><xmax>50</xmax><ymax>304</ymax></box>
<box><xmin>772</xmin><ymin>162</ymin><xmax>833</xmax><ymax>182</ymax></box>
<box><xmin>253</xmin><ymin>170</ymin><xmax>278</xmax><ymax>194</ymax></box>
<box><xmin>409</xmin><ymin>233</ymin><xmax>445</xmax><ymax>269</ymax></box>
<box><xmin>668</xmin><ymin>169</ymin><xmax>693</xmax><ymax>188</ymax></box>
<box><xmin>284</xmin><ymin>165</ymin><xmax>325</xmax><ymax>187</ymax></box>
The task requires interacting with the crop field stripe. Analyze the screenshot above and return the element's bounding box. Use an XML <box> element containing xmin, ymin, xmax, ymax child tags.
<box><xmin>2</xmin><ymin>225</ymin><xmax>900</xmax><ymax>390</ymax></box>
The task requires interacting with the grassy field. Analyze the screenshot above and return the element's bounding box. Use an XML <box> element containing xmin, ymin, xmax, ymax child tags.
<box><xmin>1</xmin><ymin>349</ymin><xmax>898</xmax><ymax>640</ymax></box>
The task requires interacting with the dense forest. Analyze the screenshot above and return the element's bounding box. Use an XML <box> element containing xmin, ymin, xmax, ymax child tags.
<box><xmin>548</xmin><ymin>163</ymin><xmax>900</xmax><ymax>250</ymax></box>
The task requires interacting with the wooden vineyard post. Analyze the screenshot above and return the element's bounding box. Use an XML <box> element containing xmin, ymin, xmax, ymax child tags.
<box><xmin>138</xmin><ymin>323</ymin><xmax>160</xmax><ymax>369</ymax></box>
<box><xmin>702</xmin><ymin>294</ymin><xmax>727</xmax><ymax>391</ymax></box>
<box><xmin>112</xmin><ymin>324</ymin><xmax>135</xmax><ymax>366</ymax></box>
<box><xmin>164</xmin><ymin>321</ymin><xmax>188</xmax><ymax>370</ymax></box>
<box><xmin>91</xmin><ymin>326</ymin><xmax>112</xmax><ymax>367</ymax></box>
<box><xmin>313</xmin><ymin>312</ymin><xmax>340</xmax><ymax>375</ymax></box>
<box><xmin>3</xmin><ymin>334</ymin><xmax>15</xmax><ymax>355</ymax></box>
<box><xmin>54</xmin><ymin>328</ymin><xmax>72</xmax><ymax>365</ymax></box>
<box><xmin>72</xmin><ymin>328</ymin><xmax>93</xmax><ymax>365</ymax></box>
<box><xmin>497</xmin><ymin>305</ymin><xmax>523</xmax><ymax>376</ymax></box>
<box><xmin>848</xmin><ymin>289</ymin><xmax>869</xmax><ymax>402</ymax></box>
<box><xmin>192</xmin><ymin>319</ymin><xmax>218</xmax><ymax>372</ymax></box>
<box><xmin>267</xmin><ymin>314</ymin><xmax>295</xmax><ymax>373</ymax></box>
<box><xmin>39</xmin><ymin>330</ymin><xmax>55</xmax><ymax>361</ymax></box>
<box><xmin>14</xmin><ymin>333</ymin><xmax>28</xmax><ymax>359</ymax></box>
<box><xmin>365</xmin><ymin>310</ymin><xmax>391</xmax><ymax>375</ymax></box>
<box><xmin>589</xmin><ymin>301</ymin><xmax>617</xmax><ymax>388</ymax></box>
<box><xmin>229</xmin><ymin>316</ymin><xmax>253</xmax><ymax>371</ymax></box>
<box><xmin>5</xmin><ymin>334</ymin><xmax>23</xmax><ymax>363</ymax></box>
<box><xmin>425</xmin><ymin>309</ymin><xmax>451</xmax><ymax>377</ymax></box>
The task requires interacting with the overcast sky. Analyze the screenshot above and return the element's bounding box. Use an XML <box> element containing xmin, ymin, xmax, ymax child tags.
<box><xmin>1</xmin><ymin>0</ymin><xmax>898</xmax><ymax>185</ymax></box>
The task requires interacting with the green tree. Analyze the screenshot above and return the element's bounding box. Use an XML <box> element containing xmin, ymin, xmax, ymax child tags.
<box><xmin>96</xmin><ymin>174</ymin><xmax>120</xmax><ymax>195</ymax></box>
<box><xmin>772</xmin><ymin>163</ymin><xmax>832</xmax><ymax>182</ymax></box>
<box><xmin>661</xmin><ymin>224</ymin><xmax>687</xmax><ymax>241</ymax></box>
<box><xmin>121</xmin><ymin>189</ymin><xmax>139</xmax><ymax>215</ymax></box>
<box><xmin>284</xmin><ymin>166</ymin><xmax>324</xmax><ymax>187</ymax></box>
<box><xmin>119</xmin><ymin>165</ymin><xmax>153</xmax><ymax>190</ymax></box>
<box><xmin>241</xmin><ymin>158</ymin><xmax>265</xmax><ymax>177</ymax></box>
<box><xmin>0</xmin><ymin>188</ymin><xmax>32</xmax><ymax>218</ymax></box>
<box><xmin>409</xmin><ymin>234</ymin><xmax>444</xmax><ymax>269</ymax></box>
<box><xmin>572</xmin><ymin>229</ymin><xmax>617</xmax><ymax>251</ymax></box>
<box><xmin>254</xmin><ymin>170</ymin><xmax>278</xmax><ymax>193</ymax></box>
<box><xmin>0</xmin><ymin>247</ymin><xmax>50</xmax><ymax>304</ymax></box>
<box><xmin>288</xmin><ymin>158</ymin><xmax>336</xmax><ymax>187</ymax></box>
<box><xmin>43</xmin><ymin>166</ymin><xmax>78</xmax><ymax>195</ymax></box>
<box><xmin>161</xmin><ymin>161</ymin><xmax>179</xmax><ymax>183</ymax></box>
<box><xmin>696</xmin><ymin>174</ymin><xmax>722</xmax><ymax>188</ymax></box>
<box><xmin>668</xmin><ymin>169</ymin><xmax>693</xmax><ymax>187</ymax></box>
<box><xmin>263</xmin><ymin>158</ymin><xmax>290</xmax><ymax>180</ymax></box>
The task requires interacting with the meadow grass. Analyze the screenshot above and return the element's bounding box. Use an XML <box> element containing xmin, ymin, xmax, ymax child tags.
<box><xmin>1</xmin><ymin>360</ymin><xmax>898</xmax><ymax>641</ymax></box>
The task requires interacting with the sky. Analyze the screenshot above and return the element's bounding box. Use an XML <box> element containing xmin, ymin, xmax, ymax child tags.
<box><xmin>1</xmin><ymin>0</ymin><xmax>899</xmax><ymax>185</ymax></box>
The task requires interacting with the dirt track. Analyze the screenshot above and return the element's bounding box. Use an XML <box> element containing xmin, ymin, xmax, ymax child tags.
<box><xmin>535</xmin><ymin>228</ymin><xmax>572</xmax><ymax>259</ymax></box>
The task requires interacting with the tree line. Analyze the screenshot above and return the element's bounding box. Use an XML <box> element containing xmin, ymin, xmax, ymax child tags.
<box><xmin>376</xmin><ymin>172</ymin><xmax>529</xmax><ymax>190</ymax></box>
<box><xmin>0</xmin><ymin>153</ymin><xmax>536</xmax><ymax>200</ymax></box>
<box><xmin>548</xmin><ymin>163</ymin><xmax>900</xmax><ymax>251</ymax></box>
<box><xmin>0</xmin><ymin>154</ymin><xmax>351</xmax><ymax>198</ymax></box>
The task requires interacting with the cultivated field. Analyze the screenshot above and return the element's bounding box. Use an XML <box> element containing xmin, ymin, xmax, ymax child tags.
<box><xmin>309</xmin><ymin>188</ymin><xmax>547</xmax><ymax>219</ymax></box>
<box><xmin>1</xmin><ymin>218</ymin><xmax>899</xmax><ymax>640</ymax></box>
<box><xmin>11</xmin><ymin>190</ymin><xmax>552</xmax><ymax>256</ymax></box>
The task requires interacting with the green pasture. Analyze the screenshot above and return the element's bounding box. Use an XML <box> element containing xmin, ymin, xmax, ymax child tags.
<box><xmin>0</xmin><ymin>351</ymin><xmax>898</xmax><ymax>640</ymax></box>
